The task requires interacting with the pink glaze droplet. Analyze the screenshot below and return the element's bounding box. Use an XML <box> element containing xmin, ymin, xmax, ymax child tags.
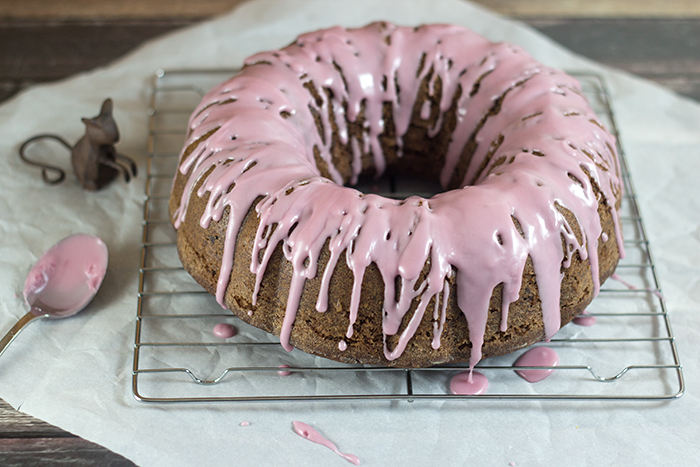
<box><xmin>572</xmin><ymin>310</ymin><xmax>596</xmax><ymax>326</ymax></box>
<box><xmin>240</xmin><ymin>421</ymin><xmax>250</xmax><ymax>427</ymax></box>
<box><xmin>514</xmin><ymin>347</ymin><xmax>559</xmax><ymax>383</ymax></box>
<box><xmin>292</xmin><ymin>421</ymin><xmax>360</xmax><ymax>465</ymax></box>
<box><xmin>213</xmin><ymin>323</ymin><xmax>237</xmax><ymax>339</ymax></box>
<box><xmin>610</xmin><ymin>273</ymin><xmax>638</xmax><ymax>290</ymax></box>
<box><xmin>278</xmin><ymin>364</ymin><xmax>292</xmax><ymax>376</ymax></box>
<box><xmin>611</xmin><ymin>273</ymin><xmax>664</xmax><ymax>300</ymax></box>
<box><xmin>338</xmin><ymin>340</ymin><xmax>347</xmax><ymax>351</ymax></box>
<box><xmin>449</xmin><ymin>371</ymin><xmax>488</xmax><ymax>395</ymax></box>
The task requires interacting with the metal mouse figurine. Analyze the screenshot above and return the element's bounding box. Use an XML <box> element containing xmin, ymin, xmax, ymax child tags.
<box><xmin>19</xmin><ymin>98</ymin><xmax>137</xmax><ymax>191</ymax></box>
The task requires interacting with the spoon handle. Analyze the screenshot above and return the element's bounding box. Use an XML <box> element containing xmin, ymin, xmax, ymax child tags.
<box><xmin>0</xmin><ymin>311</ymin><xmax>46</xmax><ymax>359</ymax></box>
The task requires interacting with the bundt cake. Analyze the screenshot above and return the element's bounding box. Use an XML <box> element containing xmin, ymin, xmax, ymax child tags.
<box><xmin>169</xmin><ymin>22</ymin><xmax>624</xmax><ymax>368</ymax></box>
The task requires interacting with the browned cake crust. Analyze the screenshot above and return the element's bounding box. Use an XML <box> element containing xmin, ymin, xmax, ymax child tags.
<box><xmin>171</xmin><ymin>195</ymin><xmax>619</xmax><ymax>368</ymax></box>
<box><xmin>170</xmin><ymin>23</ymin><xmax>621</xmax><ymax>367</ymax></box>
<box><xmin>169</xmin><ymin>67</ymin><xmax>621</xmax><ymax>368</ymax></box>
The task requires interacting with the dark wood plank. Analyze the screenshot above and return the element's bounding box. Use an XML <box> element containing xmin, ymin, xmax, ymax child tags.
<box><xmin>496</xmin><ymin>0</ymin><xmax>700</xmax><ymax>18</ymax></box>
<box><xmin>0</xmin><ymin>438</ymin><xmax>136</xmax><ymax>466</ymax></box>
<box><xmin>0</xmin><ymin>19</ymin><xmax>197</xmax><ymax>80</ymax></box>
<box><xmin>0</xmin><ymin>19</ymin><xmax>194</xmax><ymax>101</ymax></box>
<box><xmin>1</xmin><ymin>19</ymin><xmax>698</xmax><ymax>103</ymax></box>
<box><xmin>526</xmin><ymin>18</ymin><xmax>700</xmax><ymax>68</ymax></box>
<box><xmin>526</xmin><ymin>18</ymin><xmax>700</xmax><ymax>101</ymax></box>
<box><xmin>2</xmin><ymin>0</ymin><xmax>699</xmax><ymax>19</ymax></box>
<box><xmin>0</xmin><ymin>399</ymin><xmax>71</xmax><ymax>438</ymax></box>
<box><xmin>0</xmin><ymin>0</ymin><xmax>246</xmax><ymax>20</ymax></box>
<box><xmin>0</xmin><ymin>399</ymin><xmax>137</xmax><ymax>466</ymax></box>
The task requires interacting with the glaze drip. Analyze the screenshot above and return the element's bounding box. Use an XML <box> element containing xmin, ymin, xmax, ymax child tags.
<box><xmin>172</xmin><ymin>23</ymin><xmax>623</xmax><ymax>369</ymax></box>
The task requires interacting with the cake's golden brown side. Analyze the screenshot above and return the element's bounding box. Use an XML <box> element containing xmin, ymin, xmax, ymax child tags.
<box><xmin>171</xmin><ymin>194</ymin><xmax>619</xmax><ymax>368</ymax></box>
<box><xmin>169</xmin><ymin>23</ymin><xmax>623</xmax><ymax>368</ymax></box>
<box><xmin>169</xmin><ymin>80</ymin><xmax>622</xmax><ymax>368</ymax></box>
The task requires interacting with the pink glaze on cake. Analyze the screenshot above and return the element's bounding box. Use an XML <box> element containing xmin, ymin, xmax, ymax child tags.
<box><xmin>514</xmin><ymin>346</ymin><xmax>559</xmax><ymax>382</ymax></box>
<box><xmin>450</xmin><ymin>370</ymin><xmax>489</xmax><ymax>395</ymax></box>
<box><xmin>213</xmin><ymin>323</ymin><xmax>237</xmax><ymax>338</ymax></box>
<box><xmin>172</xmin><ymin>23</ymin><xmax>624</xmax><ymax>369</ymax></box>
<box><xmin>292</xmin><ymin>421</ymin><xmax>360</xmax><ymax>465</ymax></box>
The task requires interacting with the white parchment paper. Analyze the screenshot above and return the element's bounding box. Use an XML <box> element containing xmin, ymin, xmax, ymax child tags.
<box><xmin>1</xmin><ymin>1</ymin><xmax>699</xmax><ymax>465</ymax></box>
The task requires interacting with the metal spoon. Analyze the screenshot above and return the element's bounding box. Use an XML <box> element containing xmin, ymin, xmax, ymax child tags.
<box><xmin>0</xmin><ymin>234</ymin><xmax>108</xmax><ymax>358</ymax></box>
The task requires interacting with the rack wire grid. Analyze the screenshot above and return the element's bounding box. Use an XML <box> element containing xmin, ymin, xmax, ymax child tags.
<box><xmin>133</xmin><ymin>68</ymin><xmax>684</xmax><ymax>403</ymax></box>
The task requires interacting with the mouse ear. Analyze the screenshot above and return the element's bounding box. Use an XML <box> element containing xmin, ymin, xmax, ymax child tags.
<box><xmin>100</xmin><ymin>98</ymin><xmax>113</xmax><ymax>117</ymax></box>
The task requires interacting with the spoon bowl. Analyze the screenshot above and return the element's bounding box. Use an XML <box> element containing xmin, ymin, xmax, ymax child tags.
<box><xmin>0</xmin><ymin>234</ymin><xmax>108</xmax><ymax>358</ymax></box>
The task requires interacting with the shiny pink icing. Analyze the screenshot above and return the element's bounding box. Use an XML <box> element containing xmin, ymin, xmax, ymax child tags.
<box><xmin>23</xmin><ymin>234</ymin><xmax>108</xmax><ymax>316</ymax></box>
<box><xmin>172</xmin><ymin>23</ymin><xmax>623</xmax><ymax>369</ymax></box>
<box><xmin>572</xmin><ymin>309</ymin><xmax>596</xmax><ymax>326</ymax></box>
<box><xmin>213</xmin><ymin>323</ymin><xmax>237</xmax><ymax>338</ymax></box>
<box><xmin>611</xmin><ymin>273</ymin><xmax>664</xmax><ymax>300</ymax></box>
<box><xmin>514</xmin><ymin>346</ymin><xmax>559</xmax><ymax>382</ymax></box>
<box><xmin>450</xmin><ymin>370</ymin><xmax>488</xmax><ymax>395</ymax></box>
<box><xmin>277</xmin><ymin>364</ymin><xmax>292</xmax><ymax>376</ymax></box>
<box><xmin>292</xmin><ymin>421</ymin><xmax>361</xmax><ymax>465</ymax></box>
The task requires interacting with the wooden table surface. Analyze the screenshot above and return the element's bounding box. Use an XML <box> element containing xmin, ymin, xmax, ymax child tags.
<box><xmin>1</xmin><ymin>1</ymin><xmax>698</xmax><ymax>465</ymax></box>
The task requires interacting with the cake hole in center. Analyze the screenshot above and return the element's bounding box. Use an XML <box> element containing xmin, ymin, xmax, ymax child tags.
<box><xmin>353</xmin><ymin>172</ymin><xmax>443</xmax><ymax>200</ymax></box>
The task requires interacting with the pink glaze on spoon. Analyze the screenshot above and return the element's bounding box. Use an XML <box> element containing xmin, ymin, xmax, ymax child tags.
<box><xmin>213</xmin><ymin>323</ymin><xmax>237</xmax><ymax>338</ymax></box>
<box><xmin>0</xmin><ymin>234</ymin><xmax>108</xmax><ymax>358</ymax></box>
<box><xmin>23</xmin><ymin>234</ymin><xmax>108</xmax><ymax>317</ymax></box>
<box><xmin>292</xmin><ymin>421</ymin><xmax>361</xmax><ymax>465</ymax></box>
<box><xmin>449</xmin><ymin>371</ymin><xmax>488</xmax><ymax>395</ymax></box>
<box><xmin>514</xmin><ymin>347</ymin><xmax>559</xmax><ymax>383</ymax></box>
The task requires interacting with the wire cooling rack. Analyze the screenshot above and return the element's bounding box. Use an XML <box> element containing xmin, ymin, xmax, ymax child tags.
<box><xmin>133</xmin><ymin>68</ymin><xmax>684</xmax><ymax>403</ymax></box>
